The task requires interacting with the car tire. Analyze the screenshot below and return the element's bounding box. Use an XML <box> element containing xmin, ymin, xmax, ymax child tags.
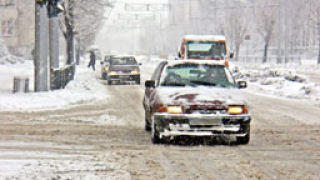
<box><xmin>136</xmin><ymin>79</ymin><xmax>141</xmax><ymax>85</ymax></box>
<box><xmin>236</xmin><ymin>125</ymin><xmax>250</xmax><ymax>145</ymax></box>
<box><xmin>107</xmin><ymin>79</ymin><xmax>112</xmax><ymax>85</ymax></box>
<box><xmin>151</xmin><ymin>115</ymin><xmax>161</xmax><ymax>144</ymax></box>
<box><xmin>102</xmin><ymin>73</ymin><xmax>107</xmax><ymax>80</ymax></box>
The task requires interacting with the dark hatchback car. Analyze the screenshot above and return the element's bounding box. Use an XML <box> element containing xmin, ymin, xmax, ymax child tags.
<box><xmin>143</xmin><ymin>60</ymin><xmax>250</xmax><ymax>144</ymax></box>
<box><xmin>104</xmin><ymin>56</ymin><xmax>141</xmax><ymax>85</ymax></box>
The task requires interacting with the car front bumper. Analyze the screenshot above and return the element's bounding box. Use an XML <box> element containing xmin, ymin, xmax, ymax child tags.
<box><xmin>153</xmin><ymin>113</ymin><xmax>251</xmax><ymax>138</ymax></box>
<box><xmin>108</xmin><ymin>74</ymin><xmax>140</xmax><ymax>82</ymax></box>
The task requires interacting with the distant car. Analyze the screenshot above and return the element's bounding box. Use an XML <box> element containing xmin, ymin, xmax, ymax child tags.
<box><xmin>106</xmin><ymin>56</ymin><xmax>141</xmax><ymax>85</ymax></box>
<box><xmin>143</xmin><ymin>60</ymin><xmax>250</xmax><ymax>144</ymax></box>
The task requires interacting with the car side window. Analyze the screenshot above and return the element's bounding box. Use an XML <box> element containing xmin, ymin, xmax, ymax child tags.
<box><xmin>151</xmin><ymin>62</ymin><xmax>167</xmax><ymax>86</ymax></box>
<box><xmin>155</xmin><ymin>62</ymin><xmax>167</xmax><ymax>86</ymax></box>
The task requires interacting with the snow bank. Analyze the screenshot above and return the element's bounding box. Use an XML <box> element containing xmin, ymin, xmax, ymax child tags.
<box><xmin>232</xmin><ymin>65</ymin><xmax>320</xmax><ymax>101</ymax></box>
<box><xmin>0</xmin><ymin>62</ymin><xmax>109</xmax><ymax>111</ymax></box>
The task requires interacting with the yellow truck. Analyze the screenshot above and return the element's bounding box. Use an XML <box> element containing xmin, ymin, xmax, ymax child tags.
<box><xmin>178</xmin><ymin>35</ymin><xmax>233</xmax><ymax>68</ymax></box>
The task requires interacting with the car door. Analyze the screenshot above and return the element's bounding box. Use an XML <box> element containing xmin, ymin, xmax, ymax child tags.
<box><xmin>144</xmin><ymin>61</ymin><xmax>167</xmax><ymax>110</ymax></box>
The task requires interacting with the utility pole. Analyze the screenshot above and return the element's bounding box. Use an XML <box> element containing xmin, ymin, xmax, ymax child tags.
<box><xmin>35</xmin><ymin>0</ymin><xmax>49</xmax><ymax>92</ymax></box>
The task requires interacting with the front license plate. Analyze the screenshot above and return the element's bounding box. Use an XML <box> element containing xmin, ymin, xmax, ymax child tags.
<box><xmin>189</xmin><ymin>119</ymin><xmax>222</xmax><ymax>126</ymax></box>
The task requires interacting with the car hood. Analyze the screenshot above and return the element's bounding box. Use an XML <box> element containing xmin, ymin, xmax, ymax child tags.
<box><xmin>153</xmin><ymin>86</ymin><xmax>247</xmax><ymax>107</ymax></box>
<box><xmin>110</xmin><ymin>65</ymin><xmax>139</xmax><ymax>71</ymax></box>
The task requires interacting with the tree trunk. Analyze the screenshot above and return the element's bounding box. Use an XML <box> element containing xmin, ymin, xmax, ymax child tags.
<box><xmin>235</xmin><ymin>43</ymin><xmax>240</xmax><ymax>62</ymax></box>
<box><xmin>65</xmin><ymin>0</ymin><xmax>75</xmax><ymax>65</ymax></box>
<box><xmin>263</xmin><ymin>41</ymin><xmax>269</xmax><ymax>63</ymax></box>
<box><xmin>318</xmin><ymin>39</ymin><xmax>320</xmax><ymax>64</ymax></box>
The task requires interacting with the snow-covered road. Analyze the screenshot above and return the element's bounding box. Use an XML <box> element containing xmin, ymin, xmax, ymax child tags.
<box><xmin>0</xmin><ymin>61</ymin><xmax>320</xmax><ymax>179</ymax></box>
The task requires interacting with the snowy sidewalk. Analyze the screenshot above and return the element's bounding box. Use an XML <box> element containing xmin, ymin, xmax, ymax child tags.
<box><xmin>0</xmin><ymin>62</ymin><xmax>109</xmax><ymax>111</ymax></box>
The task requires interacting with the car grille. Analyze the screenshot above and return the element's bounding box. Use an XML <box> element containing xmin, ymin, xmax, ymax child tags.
<box><xmin>191</xmin><ymin>109</ymin><xmax>227</xmax><ymax>115</ymax></box>
<box><xmin>121</xmin><ymin>70</ymin><xmax>132</xmax><ymax>74</ymax></box>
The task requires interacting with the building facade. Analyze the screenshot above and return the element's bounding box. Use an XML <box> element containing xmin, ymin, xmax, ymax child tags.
<box><xmin>0</xmin><ymin>0</ymin><xmax>35</xmax><ymax>58</ymax></box>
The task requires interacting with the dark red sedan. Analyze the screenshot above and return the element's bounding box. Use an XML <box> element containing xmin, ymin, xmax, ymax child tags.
<box><xmin>143</xmin><ymin>60</ymin><xmax>250</xmax><ymax>144</ymax></box>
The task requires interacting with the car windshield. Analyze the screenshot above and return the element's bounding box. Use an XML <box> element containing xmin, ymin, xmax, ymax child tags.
<box><xmin>160</xmin><ymin>64</ymin><xmax>235</xmax><ymax>88</ymax></box>
<box><xmin>111</xmin><ymin>57</ymin><xmax>137</xmax><ymax>66</ymax></box>
<box><xmin>187</xmin><ymin>41</ymin><xmax>226</xmax><ymax>59</ymax></box>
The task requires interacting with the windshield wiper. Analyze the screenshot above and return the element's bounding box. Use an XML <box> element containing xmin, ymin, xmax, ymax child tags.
<box><xmin>190</xmin><ymin>80</ymin><xmax>217</xmax><ymax>86</ymax></box>
<box><xmin>162</xmin><ymin>82</ymin><xmax>186</xmax><ymax>87</ymax></box>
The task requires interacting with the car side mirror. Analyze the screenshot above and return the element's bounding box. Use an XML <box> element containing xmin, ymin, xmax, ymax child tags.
<box><xmin>100</xmin><ymin>61</ymin><xmax>104</xmax><ymax>65</ymax></box>
<box><xmin>230</xmin><ymin>52</ymin><xmax>234</xmax><ymax>59</ymax></box>
<box><xmin>178</xmin><ymin>52</ymin><xmax>181</xmax><ymax>58</ymax></box>
<box><xmin>237</xmin><ymin>81</ymin><xmax>247</xmax><ymax>89</ymax></box>
<box><xmin>145</xmin><ymin>80</ymin><xmax>155</xmax><ymax>88</ymax></box>
<box><xmin>139</xmin><ymin>62</ymin><xmax>142</xmax><ymax>66</ymax></box>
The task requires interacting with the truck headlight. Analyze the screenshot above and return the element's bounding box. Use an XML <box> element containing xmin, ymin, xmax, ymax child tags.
<box><xmin>228</xmin><ymin>106</ymin><xmax>248</xmax><ymax>115</ymax></box>
<box><xmin>131</xmin><ymin>70</ymin><xmax>140</xmax><ymax>75</ymax></box>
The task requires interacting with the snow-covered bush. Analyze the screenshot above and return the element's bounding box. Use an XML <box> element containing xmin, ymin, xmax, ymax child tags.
<box><xmin>0</xmin><ymin>38</ymin><xmax>24</xmax><ymax>64</ymax></box>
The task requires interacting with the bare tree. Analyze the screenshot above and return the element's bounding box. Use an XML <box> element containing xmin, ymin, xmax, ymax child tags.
<box><xmin>253</xmin><ymin>1</ymin><xmax>277</xmax><ymax>63</ymax></box>
<box><xmin>219</xmin><ymin>1</ymin><xmax>249</xmax><ymax>61</ymax></box>
<box><xmin>309</xmin><ymin>0</ymin><xmax>320</xmax><ymax>64</ymax></box>
<box><xmin>59</xmin><ymin>0</ymin><xmax>113</xmax><ymax>64</ymax></box>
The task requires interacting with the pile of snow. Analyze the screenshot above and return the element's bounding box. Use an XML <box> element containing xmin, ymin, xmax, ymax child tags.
<box><xmin>0</xmin><ymin>63</ymin><xmax>109</xmax><ymax>111</ymax></box>
<box><xmin>0</xmin><ymin>38</ymin><xmax>24</xmax><ymax>64</ymax></box>
<box><xmin>232</xmin><ymin>65</ymin><xmax>320</xmax><ymax>101</ymax></box>
<box><xmin>1</xmin><ymin>153</ymin><xmax>130</xmax><ymax>180</ymax></box>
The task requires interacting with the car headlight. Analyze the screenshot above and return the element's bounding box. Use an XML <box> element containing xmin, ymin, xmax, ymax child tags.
<box><xmin>104</xmin><ymin>67</ymin><xmax>109</xmax><ymax>71</ymax></box>
<box><xmin>228</xmin><ymin>106</ymin><xmax>248</xmax><ymax>115</ymax></box>
<box><xmin>157</xmin><ymin>106</ymin><xmax>183</xmax><ymax>114</ymax></box>
<box><xmin>131</xmin><ymin>70</ymin><xmax>140</xmax><ymax>75</ymax></box>
<box><xmin>109</xmin><ymin>71</ymin><xmax>118</xmax><ymax>76</ymax></box>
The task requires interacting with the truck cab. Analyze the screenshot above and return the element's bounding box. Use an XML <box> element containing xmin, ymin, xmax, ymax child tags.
<box><xmin>178</xmin><ymin>35</ymin><xmax>233</xmax><ymax>67</ymax></box>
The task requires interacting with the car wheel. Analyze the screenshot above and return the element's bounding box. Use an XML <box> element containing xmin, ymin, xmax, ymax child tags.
<box><xmin>151</xmin><ymin>115</ymin><xmax>161</xmax><ymax>144</ymax></box>
<box><xmin>107</xmin><ymin>79</ymin><xmax>112</xmax><ymax>85</ymax></box>
<box><xmin>102</xmin><ymin>73</ymin><xmax>107</xmax><ymax>80</ymax></box>
<box><xmin>236</xmin><ymin>125</ymin><xmax>250</xmax><ymax>145</ymax></box>
<box><xmin>136</xmin><ymin>79</ymin><xmax>141</xmax><ymax>85</ymax></box>
<box><xmin>136</xmin><ymin>76</ymin><xmax>140</xmax><ymax>85</ymax></box>
<box><xmin>144</xmin><ymin>110</ymin><xmax>151</xmax><ymax>131</ymax></box>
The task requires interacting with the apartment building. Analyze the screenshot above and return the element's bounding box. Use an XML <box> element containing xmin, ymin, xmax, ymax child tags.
<box><xmin>0</xmin><ymin>0</ymin><xmax>35</xmax><ymax>58</ymax></box>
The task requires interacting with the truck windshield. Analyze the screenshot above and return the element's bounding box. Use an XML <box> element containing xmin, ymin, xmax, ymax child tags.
<box><xmin>111</xmin><ymin>57</ymin><xmax>137</xmax><ymax>66</ymax></box>
<box><xmin>186</xmin><ymin>41</ymin><xmax>226</xmax><ymax>60</ymax></box>
<box><xmin>160</xmin><ymin>64</ymin><xmax>235</xmax><ymax>88</ymax></box>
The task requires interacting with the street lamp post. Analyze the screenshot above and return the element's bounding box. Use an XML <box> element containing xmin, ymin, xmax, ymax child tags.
<box><xmin>35</xmin><ymin>0</ymin><xmax>49</xmax><ymax>92</ymax></box>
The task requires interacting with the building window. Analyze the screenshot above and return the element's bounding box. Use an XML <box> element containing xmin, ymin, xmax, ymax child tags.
<box><xmin>0</xmin><ymin>20</ymin><xmax>15</xmax><ymax>36</ymax></box>
<box><xmin>0</xmin><ymin>0</ymin><xmax>14</xmax><ymax>6</ymax></box>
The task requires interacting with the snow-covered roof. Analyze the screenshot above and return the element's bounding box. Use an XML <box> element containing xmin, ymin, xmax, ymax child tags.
<box><xmin>183</xmin><ymin>35</ymin><xmax>226</xmax><ymax>42</ymax></box>
<box><xmin>167</xmin><ymin>60</ymin><xmax>227</xmax><ymax>67</ymax></box>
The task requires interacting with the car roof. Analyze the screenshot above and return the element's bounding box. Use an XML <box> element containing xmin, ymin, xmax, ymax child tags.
<box><xmin>165</xmin><ymin>60</ymin><xmax>227</xmax><ymax>67</ymax></box>
<box><xmin>183</xmin><ymin>35</ymin><xmax>226</xmax><ymax>42</ymax></box>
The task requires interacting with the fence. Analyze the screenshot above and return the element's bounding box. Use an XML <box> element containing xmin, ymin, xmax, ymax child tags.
<box><xmin>236</xmin><ymin>56</ymin><xmax>302</xmax><ymax>65</ymax></box>
<box><xmin>50</xmin><ymin>63</ymin><xmax>76</xmax><ymax>90</ymax></box>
